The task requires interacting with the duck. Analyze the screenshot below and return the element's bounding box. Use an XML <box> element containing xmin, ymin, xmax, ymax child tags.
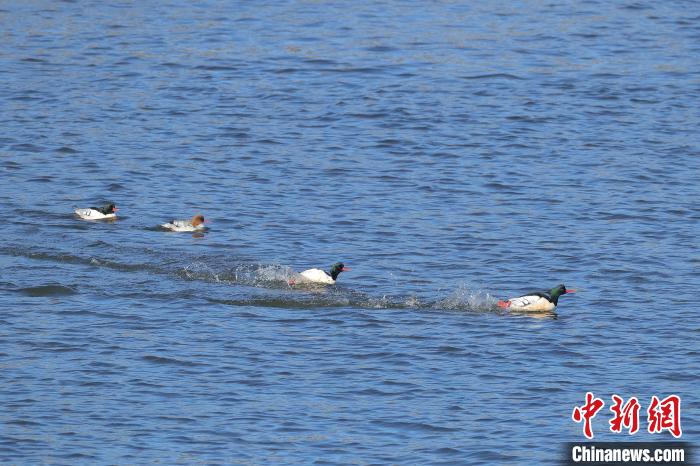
<box><xmin>161</xmin><ymin>214</ymin><xmax>206</xmax><ymax>232</ymax></box>
<box><xmin>290</xmin><ymin>262</ymin><xmax>350</xmax><ymax>285</ymax></box>
<box><xmin>497</xmin><ymin>284</ymin><xmax>576</xmax><ymax>312</ymax></box>
<box><xmin>74</xmin><ymin>203</ymin><xmax>118</xmax><ymax>220</ymax></box>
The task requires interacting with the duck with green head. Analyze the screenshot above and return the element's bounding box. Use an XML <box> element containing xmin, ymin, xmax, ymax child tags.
<box><xmin>75</xmin><ymin>203</ymin><xmax>118</xmax><ymax>220</ymax></box>
<box><xmin>497</xmin><ymin>284</ymin><xmax>576</xmax><ymax>312</ymax></box>
<box><xmin>296</xmin><ymin>262</ymin><xmax>350</xmax><ymax>285</ymax></box>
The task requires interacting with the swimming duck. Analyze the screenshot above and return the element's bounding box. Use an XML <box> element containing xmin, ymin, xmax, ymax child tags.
<box><xmin>161</xmin><ymin>214</ymin><xmax>206</xmax><ymax>232</ymax></box>
<box><xmin>292</xmin><ymin>262</ymin><xmax>350</xmax><ymax>285</ymax></box>
<box><xmin>75</xmin><ymin>203</ymin><xmax>118</xmax><ymax>220</ymax></box>
<box><xmin>497</xmin><ymin>284</ymin><xmax>576</xmax><ymax>312</ymax></box>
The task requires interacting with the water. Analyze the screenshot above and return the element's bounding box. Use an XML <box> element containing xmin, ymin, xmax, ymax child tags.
<box><xmin>1</xmin><ymin>1</ymin><xmax>699</xmax><ymax>464</ymax></box>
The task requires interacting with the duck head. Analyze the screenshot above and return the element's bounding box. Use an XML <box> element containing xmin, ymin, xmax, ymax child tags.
<box><xmin>191</xmin><ymin>214</ymin><xmax>205</xmax><ymax>227</ymax></box>
<box><xmin>549</xmin><ymin>284</ymin><xmax>576</xmax><ymax>305</ymax></box>
<box><xmin>99</xmin><ymin>203</ymin><xmax>117</xmax><ymax>215</ymax></box>
<box><xmin>329</xmin><ymin>262</ymin><xmax>350</xmax><ymax>280</ymax></box>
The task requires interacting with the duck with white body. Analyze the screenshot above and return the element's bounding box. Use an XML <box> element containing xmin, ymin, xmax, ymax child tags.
<box><xmin>497</xmin><ymin>284</ymin><xmax>576</xmax><ymax>312</ymax></box>
<box><xmin>291</xmin><ymin>262</ymin><xmax>350</xmax><ymax>285</ymax></box>
<box><xmin>75</xmin><ymin>203</ymin><xmax>118</xmax><ymax>220</ymax></box>
<box><xmin>161</xmin><ymin>214</ymin><xmax>206</xmax><ymax>232</ymax></box>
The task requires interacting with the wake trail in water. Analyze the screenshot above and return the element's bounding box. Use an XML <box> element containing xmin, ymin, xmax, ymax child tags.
<box><xmin>1</xmin><ymin>244</ymin><xmax>507</xmax><ymax>314</ymax></box>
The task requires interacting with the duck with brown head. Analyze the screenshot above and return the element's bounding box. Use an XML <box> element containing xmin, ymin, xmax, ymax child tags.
<box><xmin>161</xmin><ymin>214</ymin><xmax>206</xmax><ymax>232</ymax></box>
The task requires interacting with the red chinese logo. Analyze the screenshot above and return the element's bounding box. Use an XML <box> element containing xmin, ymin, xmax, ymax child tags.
<box><xmin>609</xmin><ymin>395</ymin><xmax>640</xmax><ymax>434</ymax></box>
<box><xmin>572</xmin><ymin>392</ymin><xmax>605</xmax><ymax>439</ymax></box>
<box><xmin>572</xmin><ymin>393</ymin><xmax>682</xmax><ymax>439</ymax></box>
<box><xmin>647</xmin><ymin>395</ymin><xmax>682</xmax><ymax>438</ymax></box>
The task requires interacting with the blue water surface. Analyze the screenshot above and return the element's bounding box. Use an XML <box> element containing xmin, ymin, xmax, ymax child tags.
<box><xmin>1</xmin><ymin>1</ymin><xmax>699</xmax><ymax>464</ymax></box>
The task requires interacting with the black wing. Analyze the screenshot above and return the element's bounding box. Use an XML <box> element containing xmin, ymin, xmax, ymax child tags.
<box><xmin>519</xmin><ymin>291</ymin><xmax>550</xmax><ymax>300</ymax></box>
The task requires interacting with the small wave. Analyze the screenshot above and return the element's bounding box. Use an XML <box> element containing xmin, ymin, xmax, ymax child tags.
<box><xmin>347</xmin><ymin>112</ymin><xmax>387</xmax><ymax>119</ymax></box>
<box><xmin>326</xmin><ymin>66</ymin><xmax>385</xmax><ymax>74</ymax></box>
<box><xmin>25</xmin><ymin>340</ymin><xmax>86</xmax><ymax>352</ymax></box>
<box><xmin>194</xmin><ymin>64</ymin><xmax>237</xmax><ymax>71</ymax></box>
<box><xmin>372</xmin><ymin>419</ymin><xmax>459</xmax><ymax>433</ymax></box>
<box><xmin>462</xmin><ymin>73</ymin><xmax>525</xmax><ymax>80</ymax></box>
<box><xmin>54</xmin><ymin>146</ymin><xmax>78</xmax><ymax>154</ymax></box>
<box><xmin>10</xmin><ymin>143</ymin><xmax>43</xmax><ymax>153</ymax></box>
<box><xmin>365</xmin><ymin>45</ymin><xmax>398</xmax><ymax>52</ymax></box>
<box><xmin>142</xmin><ymin>355</ymin><xmax>205</xmax><ymax>367</ymax></box>
<box><xmin>1</xmin><ymin>246</ymin><xmax>171</xmax><ymax>276</ymax></box>
<box><xmin>5</xmin><ymin>419</ymin><xmax>41</xmax><ymax>427</ymax></box>
<box><xmin>19</xmin><ymin>284</ymin><xmax>76</xmax><ymax>297</ymax></box>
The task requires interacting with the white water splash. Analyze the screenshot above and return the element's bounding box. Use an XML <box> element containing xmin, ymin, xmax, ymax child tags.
<box><xmin>182</xmin><ymin>261</ymin><xmax>223</xmax><ymax>283</ymax></box>
<box><xmin>182</xmin><ymin>262</ymin><xmax>298</xmax><ymax>289</ymax></box>
<box><xmin>434</xmin><ymin>285</ymin><xmax>500</xmax><ymax>312</ymax></box>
